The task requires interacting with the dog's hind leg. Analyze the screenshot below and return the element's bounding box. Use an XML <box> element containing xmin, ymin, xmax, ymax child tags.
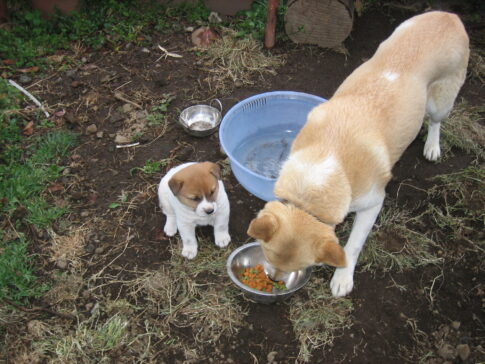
<box><xmin>424</xmin><ymin>64</ymin><xmax>468</xmax><ymax>161</ymax></box>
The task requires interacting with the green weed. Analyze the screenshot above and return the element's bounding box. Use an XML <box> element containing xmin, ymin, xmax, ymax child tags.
<box><xmin>130</xmin><ymin>158</ymin><xmax>171</xmax><ymax>175</ymax></box>
<box><xmin>232</xmin><ymin>0</ymin><xmax>288</xmax><ymax>40</ymax></box>
<box><xmin>0</xmin><ymin>237</ymin><xmax>49</xmax><ymax>304</ymax></box>
<box><xmin>146</xmin><ymin>94</ymin><xmax>175</xmax><ymax>126</ymax></box>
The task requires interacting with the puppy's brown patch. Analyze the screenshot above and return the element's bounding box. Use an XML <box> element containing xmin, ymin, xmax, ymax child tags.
<box><xmin>168</xmin><ymin>162</ymin><xmax>220</xmax><ymax>209</ymax></box>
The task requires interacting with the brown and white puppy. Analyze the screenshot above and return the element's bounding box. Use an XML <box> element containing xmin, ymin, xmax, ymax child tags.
<box><xmin>247</xmin><ymin>11</ymin><xmax>469</xmax><ymax>296</ymax></box>
<box><xmin>158</xmin><ymin>162</ymin><xmax>231</xmax><ymax>259</ymax></box>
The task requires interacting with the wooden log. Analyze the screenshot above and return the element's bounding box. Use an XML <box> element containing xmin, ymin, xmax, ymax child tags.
<box><xmin>285</xmin><ymin>0</ymin><xmax>354</xmax><ymax>48</ymax></box>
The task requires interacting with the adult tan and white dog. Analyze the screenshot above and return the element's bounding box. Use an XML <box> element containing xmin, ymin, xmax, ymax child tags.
<box><xmin>247</xmin><ymin>11</ymin><xmax>469</xmax><ymax>297</ymax></box>
<box><xmin>158</xmin><ymin>162</ymin><xmax>231</xmax><ymax>259</ymax></box>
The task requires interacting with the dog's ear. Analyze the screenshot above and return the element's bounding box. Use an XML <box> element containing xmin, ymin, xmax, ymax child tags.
<box><xmin>247</xmin><ymin>214</ymin><xmax>279</xmax><ymax>242</ymax></box>
<box><xmin>314</xmin><ymin>235</ymin><xmax>346</xmax><ymax>267</ymax></box>
<box><xmin>207</xmin><ymin>162</ymin><xmax>221</xmax><ymax>180</ymax></box>
<box><xmin>168</xmin><ymin>176</ymin><xmax>184</xmax><ymax>196</ymax></box>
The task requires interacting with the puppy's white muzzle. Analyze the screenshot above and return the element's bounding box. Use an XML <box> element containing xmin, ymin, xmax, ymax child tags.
<box><xmin>196</xmin><ymin>198</ymin><xmax>217</xmax><ymax>217</ymax></box>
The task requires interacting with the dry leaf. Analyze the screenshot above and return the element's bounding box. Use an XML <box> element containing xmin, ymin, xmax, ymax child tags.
<box><xmin>18</xmin><ymin>66</ymin><xmax>39</xmax><ymax>73</ymax></box>
<box><xmin>22</xmin><ymin>121</ymin><xmax>34</xmax><ymax>136</ymax></box>
<box><xmin>47</xmin><ymin>183</ymin><xmax>64</xmax><ymax>193</ymax></box>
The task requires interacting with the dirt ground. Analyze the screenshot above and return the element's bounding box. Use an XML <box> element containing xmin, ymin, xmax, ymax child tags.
<box><xmin>3</xmin><ymin>3</ymin><xmax>485</xmax><ymax>364</ymax></box>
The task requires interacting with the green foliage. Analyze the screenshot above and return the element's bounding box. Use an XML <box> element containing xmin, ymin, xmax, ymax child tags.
<box><xmin>0</xmin><ymin>1</ymin><xmax>171</xmax><ymax>68</ymax></box>
<box><xmin>0</xmin><ymin>238</ymin><xmax>49</xmax><ymax>304</ymax></box>
<box><xmin>163</xmin><ymin>0</ymin><xmax>210</xmax><ymax>22</ymax></box>
<box><xmin>130</xmin><ymin>158</ymin><xmax>171</xmax><ymax>175</ymax></box>
<box><xmin>232</xmin><ymin>0</ymin><xmax>288</xmax><ymax>40</ymax></box>
<box><xmin>146</xmin><ymin>94</ymin><xmax>175</xmax><ymax>126</ymax></box>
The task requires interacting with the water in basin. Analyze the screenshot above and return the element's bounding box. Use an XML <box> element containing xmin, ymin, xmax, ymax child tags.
<box><xmin>233</xmin><ymin>126</ymin><xmax>297</xmax><ymax>179</ymax></box>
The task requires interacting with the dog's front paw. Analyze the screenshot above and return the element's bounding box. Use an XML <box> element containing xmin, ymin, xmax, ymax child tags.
<box><xmin>164</xmin><ymin>221</ymin><xmax>178</xmax><ymax>237</ymax></box>
<box><xmin>423</xmin><ymin>142</ymin><xmax>441</xmax><ymax>161</ymax></box>
<box><xmin>215</xmin><ymin>231</ymin><xmax>231</xmax><ymax>248</ymax></box>
<box><xmin>181</xmin><ymin>244</ymin><xmax>198</xmax><ymax>260</ymax></box>
<box><xmin>330</xmin><ymin>268</ymin><xmax>354</xmax><ymax>297</ymax></box>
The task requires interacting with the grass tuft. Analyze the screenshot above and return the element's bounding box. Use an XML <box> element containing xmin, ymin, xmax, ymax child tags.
<box><xmin>438</xmin><ymin>100</ymin><xmax>484</xmax><ymax>160</ymax></box>
<box><xmin>289</xmin><ymin>273</ymin><xmax>353</xmax><ymax>362</ymax></box>
<box><xmin>202</xmin><ymin>28</ymin><xmax>285</xmax><ymax>94</ymax></box>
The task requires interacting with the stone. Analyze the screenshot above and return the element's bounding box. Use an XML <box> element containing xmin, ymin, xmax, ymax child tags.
<box><xmin>450</xmin><ymin>321</ymin><xmax>461</xmax><ymax>330</ymax></box>
<box><xmin>267</xmin><ymin>351</ymin><xmax>278</xmax><ymax>364</ymax></box>
<box><xmin>18</xmin><ymin>74</ymin><xmax>32</xmax><ymax>84</ymax></box>
<box><xmin>86</xmin><ymin>124</ymin><xmax>97</xmax><ymax>134</ymax></box>
<box><xmin>56</xmin><ymin>258</ymin><xmax>68</xmax><ymax>269</ymax></box>
<box><xmin>80</xmin><ymin>210</ymin><xmax>90</xmax><ymax>217</ymax></box>
<box><xmin>65</xmin><ymin>69</ymin><xmax>77</xmax><ymax>78</ymax></box>
<box><xmin>437</xmin><ymin>344</ymin><xmax>456</xmax><ymax>360</ymax></box>
<box><xmin>456</xmin><ymin>344</ymin><xmax>470</xmax><ymax>361</ymax></box>
<box><xmin>114</xmin><ymin>134</ymin><xmax>130</xmax><ymax>144</ymax></box>
<box><xmin>94</xmin><ymin>247</ymin><xmax>105</xmax><ymax>255</ymax></box>
<box><xmin>96</xmin><ymin>131</ymin><xmax>104</xmax><ymax>138</ymax></box>
<box><xmin>122</xmin><ymin>103</ymin><xmax>133</xmax><ymax>113</ymax></box>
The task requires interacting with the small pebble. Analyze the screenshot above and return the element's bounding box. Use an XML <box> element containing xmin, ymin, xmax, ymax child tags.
<box><xmin>451</xmin><ymin>321</ymin><xmax>461</xmax><ymax>330</ymax></box>
<box><xmin>96</xmin><ymin>131</ymin><xmax>104</xmax><ymax>139</ymax></box>
<box><xmin>80</xmin><ymin>210</ymin><xmax>90</xmax><ymax>217</ymax></box>
<box><xmin>438</xmin><ymin>344</ymin><xmax>456</xmax><ymax>360</ymax></box>
<box><xmin>456</xmin><ymin>344</ymin><xmax>470</xmax><ymax>361</ymax></box>
<box><xmin>86</xmin><ymin>124</ymin><xmax>97</xmax><ymax>134</ymax></box>
<box><xmin>18</xmin><ymin>74</ymin><xmax>32</xmax><ymax>84</ymax></box>
<box><xmin>94</xmin><ymin>247</ymin><xmax>105</xmax><ymax>255</ymax></box>
<box><xmin>56</xmin><ymin>258</ymin><xmax>68</xmax><ymax>269</ymax></box>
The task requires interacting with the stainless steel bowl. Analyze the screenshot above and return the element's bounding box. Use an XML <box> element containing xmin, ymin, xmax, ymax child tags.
<box><xmin>227</xmin><ymin>242</ymin><xmax>312</xmax><ymax>304</ymax></box>
<box><xmin>178</xmin><ymin>100</ymin><xmax>222</xmax><ymax>137</ymax></box>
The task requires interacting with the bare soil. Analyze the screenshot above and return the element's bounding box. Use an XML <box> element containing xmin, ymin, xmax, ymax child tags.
<box><xmin>4</xmin><ymin>4</ymin><xmax>485</xmax><ymax>364</ymax></box>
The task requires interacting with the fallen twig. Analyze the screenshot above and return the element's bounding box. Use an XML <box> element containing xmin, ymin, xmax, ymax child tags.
<box><xmin>8</xmin><ymin>79</ymin><xmax>50</xmax><ymax>118</ymax></box>
<box><xmin>116</xmin><ymin>142</ymin><xmax>140</xmax><ymax>149</ymax></box>
<box><xmin>2</xmin><ymin>297</ymin><xmax>76</xmax><ymax>320</ymax></box>
<box><xmin>156</xmin><ymin>45</ymin><xmax>183</xmax><ymax>62</ymax></box>
<box><xmin>113</xmin><ymin>91</ymin><xmax>143</xmax><ymax>109</ymax></box>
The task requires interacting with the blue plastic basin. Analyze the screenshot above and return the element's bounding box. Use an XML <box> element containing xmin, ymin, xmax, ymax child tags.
<box><xmin>219</xmin><ymin>91</ymin><xmax>326</xmax><ymax>201</ymax></box>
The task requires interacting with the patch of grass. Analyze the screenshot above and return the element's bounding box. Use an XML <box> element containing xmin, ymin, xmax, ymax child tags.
<box><xmin>130</xmin><ymin>158</ymin><xmax>171</xmax><ymax>175</ymax></box>
<box><xmin>202</xmin><ymin>28</ymin><xmax>285</xmax><ymax>94</ymax></box>
<box><xmin>37</xmin><ymin>313</ymin><xmax>129</xmax><ymax>362</ymax></box>
<box><xmin>359</xmin><ymin>204</ymin><xmax>443</xmax><ymax>272</ymax></box>
<box><xmin>0</xmin><ymin>237</ymin><xmax>49</xmax><ymax>304</ymax></box>
<box><xmin>427</xmin><ymin>166</ymin><xmax>485</xmax><ymax>251</ymax></box>
<box><xmin>146</xmin><ymin>94</ymin><xmax>175</xmax><ymax>126</ymax></box>
<box><xmin>1</xmin><ymin>1</ymin><xmax>171</xmax><ymax>69</ymax></box>
<box><xmin>0</xmin><ymin>130</ymin><xmax>77</xmax><ymax>226</ymax></box>
<box><xmin>126</xmin><ymin>237</ymin><xmax>247</xmax><ymax>349</ymax></box>
<box><xmin>438</xmin><ymin>100</ymin><xmax>485</xmax><ymax>160</ymax></box>
<box><xmin>0</xmin><ymin>78</ymin><xmax>77</xmax><ymax>305</ymax></box>
<box><xmin>289</xmin><ymin>273</ymin><xmax>353</xmax><ymax>362</ymax></box>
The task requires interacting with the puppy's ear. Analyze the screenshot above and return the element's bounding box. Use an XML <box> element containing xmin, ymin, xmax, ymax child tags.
<box><xmin>208</xmin><ymin>162</ymin><xmax>221</xmax><ymax>180</ymax></box>
<box><xmin>247</xmin><ymin>214</ymin><xmax>278</xmax><ymax>242</ymax></box>
<box><xmin>314</xmin><ymin>235</ymin><xmax>346</xmax><ymax>267</ymax></box>
<box><xmin>168</xmin><ymin>176</ymin><xmax>184</xmax><ymax>196</ymax></box>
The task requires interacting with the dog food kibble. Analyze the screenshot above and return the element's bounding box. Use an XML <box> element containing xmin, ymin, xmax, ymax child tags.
<box><xmin>239</xmin><ymin>264</ymin><xmax>287</xmax><ymax>292</ymax></box>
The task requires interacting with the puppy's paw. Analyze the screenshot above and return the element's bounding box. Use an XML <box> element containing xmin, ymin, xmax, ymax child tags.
<box><xmin>164</xmin><ymin>222</ymin><xmax>178</xmax><ymax>237</ymax></box>
<box><xmin>423</xmin><ymin>142</ymin><xmax>441</xmax><ymax>161</ymax></box>
<box><xmin>181</xmin><ymin>245</ymin><xmax>197</xmax><ymax>260</ymax></box>
<box><xmin>215</xmin><ymin>231</ymin><xmax>231</xmax><ymax>248</ymax></box>
<box><xmin>330</xmin><ymin>268</ymin><xmax>354</xmax><ymax>297</ymax></box>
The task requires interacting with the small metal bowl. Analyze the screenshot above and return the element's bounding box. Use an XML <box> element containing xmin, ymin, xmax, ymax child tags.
<box><xmin>178</xmin><ymin>99</ymin><xmax>222</xmax><ymax>137</ymax></box>
<box><xmin>227</xmin><ymin>242</ymin><xmax>312</xmax><ymax>304</ymax></box>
